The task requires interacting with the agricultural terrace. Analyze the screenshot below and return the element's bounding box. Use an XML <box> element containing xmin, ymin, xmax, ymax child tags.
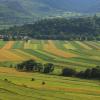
<box><xmin>0</xmin><ymin>40</ymin><xmax>100</xmax><ymax>71</ymax></box>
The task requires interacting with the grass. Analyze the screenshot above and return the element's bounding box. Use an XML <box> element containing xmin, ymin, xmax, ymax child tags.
<box><xmin>0</xmin><ymin>39</ymin><xmax>99</xmax><ymax>100</ymax></box>
<box><xmin>12</xmin><ymin>41</ymin><xmax>24</xmax><ymax>49</ymax></box>
<box><xmin>0</xmin><ymin>67</ymin><xmax>100</xmax><ymax>100</ymax></box>
<box><xmin>0</xmin><ymin>40</ymin><xmax>7</xmax><ymax>48</ymax></box>
<box><xmin>0</xmin><ymin>40</ymin><xmax>99</xmax><ymax>70</ymax></box>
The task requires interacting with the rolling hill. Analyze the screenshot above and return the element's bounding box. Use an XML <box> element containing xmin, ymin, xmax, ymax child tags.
<box><xmin>0</xmin><ymin>0</ymin><xmax>100</xmax><ymax>28</ymax></box>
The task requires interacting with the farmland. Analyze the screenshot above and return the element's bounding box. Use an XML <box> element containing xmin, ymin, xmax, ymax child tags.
<box><xmin>0</xmin><ymin>67</ymin><xmax>100</xmax><ymax>100</ymax></box>
<box><xmin>0</xmin><ymin>40</ymin><xmax>100</xmax><ymax>100</ymax></box>
<box><xmin>0</xmin><ymin>40</ymin><xmax>99</xmax><ymax>71</ymax></box>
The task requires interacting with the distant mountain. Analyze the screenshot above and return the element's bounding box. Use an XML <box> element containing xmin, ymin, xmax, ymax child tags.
<box><xmin>0</xmin><ymin>0</ymin><xmax>100</xmax><ymax>28</ymax></box>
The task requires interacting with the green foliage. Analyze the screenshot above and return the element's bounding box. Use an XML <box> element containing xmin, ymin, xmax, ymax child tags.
<box><xmin>78</xmin><ymin>66</ymin><xmax>100</xmax><ymax>79</ymax></box>
<box><xmin>62</xmin><ymin>66</ymin><xmax>100</xmax><ymax>79</ymax></box>
<box><xmin>16</xmin><ymin>59</ymin><xmax>39</xmax><ymax>72</ymax></box>
<box><xmin>16</xmin><ymin>59</ymin><xmax>55</xmax><ymax>73</ymax></box>
<box><xmin>43</xmin><ymin>63</ymin><xmax>54</xmax><ymax>73</ymax></box>
<box><xmin>62</xmin><ymin>67</ymin><xmax>76</xmax><ymax>76</ymax></box>
<box><xmin>2</xmin><ymin>16</ymin><xmax>100</xmax><ymax>40</ymax></box>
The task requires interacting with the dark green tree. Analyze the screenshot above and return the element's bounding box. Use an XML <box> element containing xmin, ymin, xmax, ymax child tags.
<box><xmin>43</xmin><ymin>63</ymin><xmax>54</xmax><ymax>73</ymax></box>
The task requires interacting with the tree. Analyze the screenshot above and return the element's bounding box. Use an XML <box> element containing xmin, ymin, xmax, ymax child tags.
<box><xmin>43</xmin><ymin>63</ymin><xmax>54</xmax><ymax>73</ymax></box>
<box><xmin>16</xmin><ymin>59</ymin><xmax>39</xmax><ymax>72</ymax></box>
<box><xmin>77</xmin><ymin>66</ymin><xmax>100</xmax><ymax>79</ymax></box>
<box><xmin>84</xmin><ymin>68</ymin><xmax>92</xmax><ymax>78</ymax></box>
<box><xmin>62</xmin><ymin>68</ymin><xmax>76</xmax><ymax>77</ymax></box>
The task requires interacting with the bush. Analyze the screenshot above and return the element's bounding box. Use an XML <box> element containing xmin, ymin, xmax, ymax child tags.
<box><xmin>43</xmin><ymin>63</ymin><xmax>54</xmax><ymax>73</ymax></box>
<box><xmin>42</xmin><ymin>81</ymin><xmax>46</xmax><ymax>85</ymax></box>
<box><xmin>77</xmin><ymin>66</ymin><xmax>100</xmax><ymax>79</ymax></box>
<box><xmin>31</xmin><ymin>78</ymin><xmax>35</xmax><ymax>81</ymax></box>
<box><xmin>4</xmin><ymin>78</ymin><xmax>8</xmax><ymax>81</ymax></box>
<box><xmin>62</xmin><ymin>68</ymin><xmax>76</xmax><ymax>77</ymax></box>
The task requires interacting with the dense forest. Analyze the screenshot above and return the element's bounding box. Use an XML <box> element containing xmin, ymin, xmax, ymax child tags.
<box><xmin>0</xmin><ymin>16</ymin><xmax>100</xmax><ymax>40</ymax></box>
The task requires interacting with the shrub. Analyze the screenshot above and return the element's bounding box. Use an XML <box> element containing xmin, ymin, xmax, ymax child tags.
<box><xmin>62</xmin><ymin>67</ymin><xmax>76</xmax><ymax>77</ymax></box>
<box><xmin>43</xmin><ymin>63</ymin><xmax>54</xmax><ymax>73</ymax></box>
<box><xmin>31</xmin><ymin>78</ymin><xmax>35</xmax><ymax>81</ymax></box>
<box><xmin>42</xmin><ymin>81</ymin><xmax>46</xmax><ymax>85</ymax></box>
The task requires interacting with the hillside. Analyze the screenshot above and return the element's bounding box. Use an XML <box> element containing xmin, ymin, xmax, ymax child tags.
<box><xmin>0</xmin><ymin>0</ymin><xmax>100</xmax><ymax>29</ymax></box>
<box><xmin>0</xmin><ymin>40</ymin><xmax>99</xmax><ymax>70</ymax></box>
<box><xmin>0</xmin><ymin>0</ymin><xmax>82</xmax><ymax>29</ymax></box>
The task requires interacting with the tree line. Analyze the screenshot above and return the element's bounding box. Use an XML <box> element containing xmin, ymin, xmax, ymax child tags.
<box><xmin>16</xmin><ymin>59</ymin><xmax>54</xmax><ymax>74</ymax></box>
<box><xmin>0</xmin><ymin>16</ymin><xmax>100</xmax><ymax>40</ymax></box>
<box><xmin>16</xmin><ymin>59</ymin><xmax>100</xmax><ymax>80</ymax></box>
<box><xmin>62</xmin><ymin>66</ymin><xmax>100</xmax><ymax>79</ymax></box>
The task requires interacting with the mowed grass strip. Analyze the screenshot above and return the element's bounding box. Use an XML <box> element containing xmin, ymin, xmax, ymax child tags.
<box><xmin>64</xmin><ymin>41</ymin><xmax>76</xmax><ymax>50</ymax></box>
<box><xmin>84</xmin><ymin>41</ymin><xmax>100</xmax><ymax>50</ymax></box>
<box><xmin>0</xmin><ymin>50</ymin><xmax>23</xmax><ymax>61</ymax></box>
<box><xmin>20</xmin><ymin>49</ymin><xmax>43</xmax><ymax>62</ymax></box>
<box><xmin>75</xmin><ymin>41</ymin><xmax>92</xmax><ymax>50</ymax></box>
<box><xmin>44</xmin><ymin>40</ymin><xmax>77</xmax><ymax>58</ymax></box>
<box><xmin>89</xmin><ymin>41</ymin><xmax>100</xmax><ymax>50</ymax></box>
<box><xmin>24</xmin><ymin>40</ymin><xmax>43</xmax><ymax>50</ymax></box>
<box><xmin>12</xmin><ymin>41</ymin><xmax>24</xmax><ymax>49</ymax></box>
<box><xmin>0</xmin><ymin>40</ymin><xmax>7</xmax><ymax>48</ymax></box>
<box><xmin>24</xmin><ymin>40</ymin><xmax>31</xmax><ymax>49</ymax></box>
<box><xmin>12</xmin><ymin>49</ymin><xmax>40</xmax><ymax>61</ymax></box>
<box><xmin>2</xmin><ymin>41</ymin><xmax>15</xmax><ymax>50</ymax></box>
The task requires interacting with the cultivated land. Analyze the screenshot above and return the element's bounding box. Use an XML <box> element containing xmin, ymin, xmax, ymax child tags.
<box><xmin>0</xmin><ymin>40</ymin><xmax>100</xmax><ymax>71</ymax></box>
<box><xmin>0</xmin><ymin>40</ymin><xmax>100</xmax><ymax>100</ymax></box>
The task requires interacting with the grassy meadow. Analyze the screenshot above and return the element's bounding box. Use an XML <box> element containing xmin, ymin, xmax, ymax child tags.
<box><xmin>0</xmin><ymin>40</ymin><xmax>100</xmax><ymax>100</ymax></box>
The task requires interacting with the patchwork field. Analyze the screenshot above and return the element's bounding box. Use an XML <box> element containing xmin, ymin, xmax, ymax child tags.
<box><xmin>0</xmin><ymin>40</ymin><xmax>100</xmax><ymax>71</ymax></box>
<box><xmin>0</xmin><ymin>40</ymin><xmax>100</xmax><ymax>100</ymax></box>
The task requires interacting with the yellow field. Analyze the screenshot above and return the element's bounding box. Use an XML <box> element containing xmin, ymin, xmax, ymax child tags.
<box><xmin>0</xmin><ymin>50</ymin><xmax>23</xmax><ymax>61</ymax></box>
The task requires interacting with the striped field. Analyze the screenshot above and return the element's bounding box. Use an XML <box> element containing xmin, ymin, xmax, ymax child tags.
<box><xmin>0</xmin><ymin>40</ymin><xmax>100</xmax><ymax>100</ymax></box>
<box><xmin>0</xmin><ymin>40</ymin><xmax>100</xmax><ymax>70</ymax></box>
<box><xmin>0</xmin><ymin>67</ymin><xmax>100</xmax><ymax>100</ymax></box>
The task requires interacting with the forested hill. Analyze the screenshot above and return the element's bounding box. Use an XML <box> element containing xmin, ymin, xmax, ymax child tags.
<box><xmin>1</xmin><ymin>16</ymin><xmax>100</xmax><ymax>40</ymax></box>
<box><xmin>0</xmin><ymin>0</ymin><xmax>100</xmax><ymax>28</ymax></box>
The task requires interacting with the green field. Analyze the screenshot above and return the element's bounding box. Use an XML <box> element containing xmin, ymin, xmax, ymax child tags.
<box><xmin>0</xmin><ymin>40</ymin><xmax>99</xmax><ymax>71</ymax></box>
<box><xmin>0</xmin><ymin>40</ymin><xmax>100</xmax><ymax>100</ymax></box>
<box><xmin>0</xmin><ymin>67</ymin><xmax>100</xmax><ymax>100</ymax></box>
